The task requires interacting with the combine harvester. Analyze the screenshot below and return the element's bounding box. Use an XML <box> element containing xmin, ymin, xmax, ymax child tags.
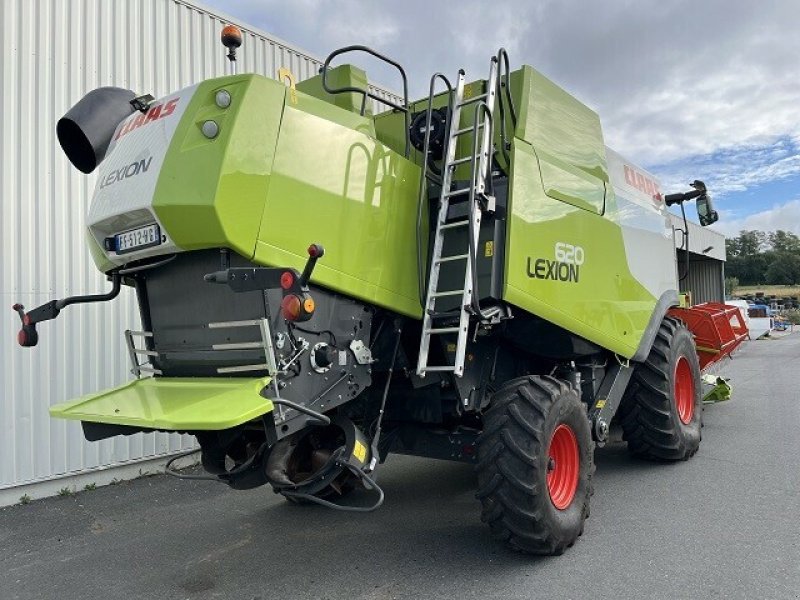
<box><xmin>12</xmin><ymin>28</ymin><xmax>748</xmax><ymax>554</ymax></box>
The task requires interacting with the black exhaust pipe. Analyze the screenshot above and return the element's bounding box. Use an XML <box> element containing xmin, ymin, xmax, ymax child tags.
<box><xmin>56</xmin><ymin>87</ymin><xmax>137</xmax><ymax>174</ymax></box>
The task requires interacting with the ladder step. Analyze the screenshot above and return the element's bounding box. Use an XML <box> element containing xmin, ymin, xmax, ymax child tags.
<box><xmin>442</xmin><ymin>188</ymin><xmax>470</xmax><ymax>198</ymax></box>
<box><xmin>452</xmin><ymin>123</ymin><xmax>484</xmax><ymax>137</ymax></box>
<box><xmin>435</xmin><ymin>254</ymin><xmax>469</xmax><ymax>264</ymax></box>
<box><xmin>212</xmin><ymin>341</ymin><xmax>264</xmax><ymax>351</ymax></box>
<box><xmin>132</xmin><ymin>348</ymin><xmax>158</xmax><ymax>357</ymax></box>
<box><xmin>431</xmin><ymin>290</ymin><xmax>465</xmax><ymax>298</ymax></box>
<box><xmin>425</xmin><ymin>327</ymin><xmax>461</xmax><ymax>334</ymax></box>
<box><xmin>457</xmin><ymin>93</ymin><xmax>488</xmax><ymax>107</ymax></box>
<box><xmin>440</xmin><ymin>219</ymin><xmax>469</xmax><ymax>230</ymax></box>
<box><xmin>450</xmin><ymin>156</ymin><xmax>476</xmax><ymax>166</ymax></box>
<box><xmin>422</xmin><ymin>366</ymin><xmax>457</xmax><ymax>373</ymax></box>
<box><xmin>427</xmin><ymin>309</ymin><xmax>462</xmax><ymax>318</ymax></box>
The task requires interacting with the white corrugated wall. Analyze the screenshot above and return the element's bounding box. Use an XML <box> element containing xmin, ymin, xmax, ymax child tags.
<box><xmin>0</xmin><ymin>0</ymin><xmax>403</xmax><ymax>494</ymax></box>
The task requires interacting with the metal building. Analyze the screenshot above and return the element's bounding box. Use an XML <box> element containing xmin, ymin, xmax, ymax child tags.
<box><xmin>0</xmin><ymin>0</ymin><xmax>725</xmax><ymax>505</ymax></box>
<box><xmin>0</xmin><ymin>0</ymin><xmax>401</xmax><ymax>505</ymax></box>
<box><xmin>670</xmin><ymin>213</ymin><xmax>727</xmax><ymax>304</ymax></box>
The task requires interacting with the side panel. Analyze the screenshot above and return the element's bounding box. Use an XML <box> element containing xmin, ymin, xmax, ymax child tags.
<box><xmin>255</xmin><ymin>93</ymin><xmax>423</xmax><ymax>318</ymax></box>
<box><xmin>504</xmin><ymin>141</ymin><xmax>656</xmax><ymax>358</ymax></box>
<box><xmin>605</xmin><ymin>147</ymin><xmax>678</xmax><ymax>300</ymax></box>
<box><xmin>154</xmin><ymin>75</ymin><xmax>286</xmax><ymax>258</ymax></box>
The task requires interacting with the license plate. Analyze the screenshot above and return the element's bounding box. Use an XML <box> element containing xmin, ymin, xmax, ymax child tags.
<box><xmin>115</xmin><ymin>224</ymin><xmax>162</xmax><ymax>254</ymax></box>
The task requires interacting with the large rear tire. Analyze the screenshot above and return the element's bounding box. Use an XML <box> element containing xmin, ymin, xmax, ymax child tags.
<box><xmin>618</xmin><ymin>317</ymin><xmax>703</xmax><ymax>461</ymax></box>
<box><xmin>476</xmin><ymin>375</ymin><xmax>594</xmax><ymax>555</ymax></box>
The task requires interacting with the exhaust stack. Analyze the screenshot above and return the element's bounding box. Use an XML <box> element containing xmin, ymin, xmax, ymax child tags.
<box><xmin>56</xmin><ymin>86</ymin><xmax>136</xmax><ymax>174</ymax></box>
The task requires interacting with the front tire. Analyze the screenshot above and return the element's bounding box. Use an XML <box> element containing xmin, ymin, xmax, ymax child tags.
<box><xmin>476</xmin><ymin>375</ymin><xmax>594</xmax><ymax>555</ymax></box>
<box><xmin>618</xmin><ymin>317</ymin><xmax>703</xmax><ymax>461</ymax></box>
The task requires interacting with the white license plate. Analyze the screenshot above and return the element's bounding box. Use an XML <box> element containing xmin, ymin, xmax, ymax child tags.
<box><xmin>115</xmin><ymin>224</ymin><xmax>161</xmax><ymax>254</ymax></box>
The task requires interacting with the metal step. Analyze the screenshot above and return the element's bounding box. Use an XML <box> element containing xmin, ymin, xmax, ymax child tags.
<box><xmin>439</xmin><ymin>219</ymin><xmax>469</xmax><ymax>230</ymax></box>
<box><xmin>435</xmin><ymin>253</ymin><xmax>469</xmax><ymax>264</ymax></box>
<box><xmin>431</xmin><ymin>289</ymin><xmax>465</xmax><ymax>298</ymax></box>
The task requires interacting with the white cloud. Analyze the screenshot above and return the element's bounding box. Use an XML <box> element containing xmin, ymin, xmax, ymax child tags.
<box><xmin>205</xmin><ymin>0</ymin><xmax>800</xmax><ymax>205</ymax></box>
<box><xmin>653</xmin><ymin>138</ymin><xmax>800</xmax><ymax>198</ymax></box>
<box><xmin>710</xmin><ymin>198</ymin><xmax>800</xmax><ymax>237</ymax></box>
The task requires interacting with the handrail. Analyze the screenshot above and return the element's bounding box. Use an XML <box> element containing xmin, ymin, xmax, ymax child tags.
<box><xmin>495</xmin><ymin>48</ymin><xmax>517</xmax><ymax>168</ymax></box>
<box><xmin>321</xmin><ymin>45</ymin><xmax>411</xmax><ymax>158</ymax></box>
<box><xmin>416</xmin><ymin>72</ymin><xmax>454</xmax><ymax>308</ymax></box>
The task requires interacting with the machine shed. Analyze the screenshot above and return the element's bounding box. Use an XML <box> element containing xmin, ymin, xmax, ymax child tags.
<box><xmin>0</xmin><ymin>0</ymin><xmax>401</xmax><ymax>505</ymax></box>
<box><xmin>670</xmin><ymin>213</ymin><xmax>727</xmax><ymax>305</ymax></box>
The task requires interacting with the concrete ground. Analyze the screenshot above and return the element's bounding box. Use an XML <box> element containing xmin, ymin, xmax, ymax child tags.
<box><xmin>2</xmin><ymin>334</ymin><xmax>798</xmax><ymax>600</ymax></box>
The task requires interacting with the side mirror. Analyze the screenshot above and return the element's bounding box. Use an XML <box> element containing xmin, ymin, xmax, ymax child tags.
<box><xmin>696</xmin><ymin>194</ymin><xmax>718</xmax><ymax>226</ymax></box>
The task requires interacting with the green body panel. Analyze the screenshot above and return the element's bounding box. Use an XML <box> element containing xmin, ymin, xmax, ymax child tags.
<box><xmin>254</xmin><ymin>91</ymin><xmax>423</xmax><ymax>318</ymax></box>
<box><xmin>504</xmin><ymin>140</ymin><xmax>655</xmax><ymax>358</ymax></box>
<box><xmin>85</xmin><ymin>228</ymin><xmax>115</xmax><ymax>273</ymax></box>
<box><xmin>153</xmin><ymin>75</ymin><xmax>286</xmax><ymax>258</ymax></box>
<box><xmin>144</xmin><ymin>73</ymin><xmax>422</xmax><ymax>317</ymax></box>
<box><xmin>510</xmin><ymin>67</ymin><xmax>608</xmax><ymax>182</ymax></box>
<box><xmin>50</xmin><ymin>377</ymin><xmax>273</xmax><ymax>430</ymax></box>
<box><xmin>373</xmin><ymin>65</ymin><xmax>659</xmax><ymax>357</ymax></box>
<box><xmin>296</xmin><ymin>64</ymin><xmax>375</xmax><ymax>118</ymax></box>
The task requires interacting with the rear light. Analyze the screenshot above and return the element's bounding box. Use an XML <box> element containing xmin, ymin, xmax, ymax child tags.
<box><xmin>280</xmin><ymin>271</ymin><xmax>295</xmax><ymax>290</ymax></box>
<box><xmin>280</xmin><ymin>295</ymin><xmax>302</xmax><ymax>321</ymax></box>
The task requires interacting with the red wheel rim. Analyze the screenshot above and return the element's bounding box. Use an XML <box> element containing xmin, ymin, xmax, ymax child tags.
<box><xmin>546</xmin><ymin>424</ymin><xmax>579</xmax><ymax>510</ymax></box>
<box><xmin>674</xmin><ymin>356</ymin><xmax>695</xmax><ymax>425</ymax></box>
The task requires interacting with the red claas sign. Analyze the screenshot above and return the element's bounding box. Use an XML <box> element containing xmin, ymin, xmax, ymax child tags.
<box><xmin>624</xmin><ymin>164</ymin><xmax>663</xmax><ymax>202</ymax></box>
<box><xmin>114</xmin><ymin>98</ymin><xmax>180</xmax><ymax>140</ymax></box>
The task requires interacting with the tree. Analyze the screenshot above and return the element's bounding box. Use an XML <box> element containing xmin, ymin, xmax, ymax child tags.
<box><xmin>768</xmin><ymin>230</ymin><xmax>800</xmax><ymax>254</ymax></box>
<box><xmin>765</xmin><ymin>252</ymin><xmax>800</xmax><ymax>285</ymax></box>
<box><xmin>737</xmin><ymin>230</ymin><xmax>767</xmax><ymax>257</ymax></box>
<box><xmin>724</xmin><ymin>276</ymin><xmax>739</xmax><ymax>297</ymax></box>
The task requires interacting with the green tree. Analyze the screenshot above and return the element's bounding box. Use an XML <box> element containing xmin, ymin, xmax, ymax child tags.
<box><xmin>737</xmin><ymin>230</ymin><xmax>767</xmax><ymax>256</ymax></box>
<box><xmin>765</xmin><ymin>252</ymin><xmax>800</xmax><ymax>285</ymax></box>
<box><xmin>768</xmin><ymin>230</ymin><xmax>800</xmax><ymax>254</ymax></box>
<box><xmin>724</xmin><ymin>276</ymin><xmax>739</xmax><ymax>297</ymax></box>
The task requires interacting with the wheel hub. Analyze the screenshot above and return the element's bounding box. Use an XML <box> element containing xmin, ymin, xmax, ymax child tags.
<box><xmin>546</xmin><ymin>424</ymin><xmax>579</xmax><ymax>510</ymax></box>
<box><xmin>674</xmin><ymin>356</ymin><xmax>695</xmax><ymax>425</ymax></box>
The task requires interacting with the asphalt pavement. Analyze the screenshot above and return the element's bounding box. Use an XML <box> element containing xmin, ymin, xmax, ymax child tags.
<box><xmin>2</xmin><ymin>333</ymin><xmax>799</xmax><ymax>600</ymax></box>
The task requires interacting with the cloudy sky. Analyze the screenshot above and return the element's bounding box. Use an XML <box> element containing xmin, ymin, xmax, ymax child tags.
<box><xmin>204</xmin><ymin>0</ymin><xmax>799</xmax><ymax>236</ymax></box>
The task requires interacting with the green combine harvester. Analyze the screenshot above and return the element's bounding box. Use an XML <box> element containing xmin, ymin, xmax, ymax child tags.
<box><xmin>12</xmin><ymin>26</ymin><xmax>747</xmax><ymax>554</ymax></box>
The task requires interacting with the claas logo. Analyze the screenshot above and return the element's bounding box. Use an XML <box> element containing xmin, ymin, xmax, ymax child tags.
<box><xmin>623</xmin><ymin>164</ymin><xmax>663</xmax><ymax>203</ymax></box>
<box><xmin>114</xmin><ymin>98</ymin><xmax>180</xmax><ymax>140</ymax></box>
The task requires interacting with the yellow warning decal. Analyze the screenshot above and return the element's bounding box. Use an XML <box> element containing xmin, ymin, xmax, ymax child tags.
<box><xmin>353</xmin><ymin>440</ymin><xmax>367</xmax><ymax>463</ymax></box>
<box><xmin>446</xmin><ymin>343</ymin><xmax>456</xmax><ymax>352</ymax></box>
<box><xmin>595</xmin><ymin>399</ymin><xmax>606</xmax><ymax>409</ymax></box>
<box><xmin>277</xmin><ymin>67</ymin><xmax>298</xmax><ymax>105</ymax></box>
<box><xmin>485</xmin><ymin>241</ymin><xmax>494</xmax><ymax>257</ymax></box>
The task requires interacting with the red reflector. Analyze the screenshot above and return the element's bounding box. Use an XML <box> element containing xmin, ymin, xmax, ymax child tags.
<box><xmin>17</xmin><ymin>330</ymin><xmax>27</xmax><ymax>346</ymax></box>
<box><xmin>280</xmin><ymin>271</ymin><xmax>295</xmax><ymax>290</ymax></box>
<box><xmin>280</xmin><ymin>295</ymin><xmax>302</xmax><ymax>321</ymax></box>
<box><xmin>307</xmin><ymin>244</ymin><xmax>320</xmax><ymax>258</ymax></box>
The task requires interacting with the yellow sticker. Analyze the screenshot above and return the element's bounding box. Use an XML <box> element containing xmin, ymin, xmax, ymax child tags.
<box><xmin>277</xmin><ymin>67</ymin><xmax>298</xmax><ymax>105</ymax></box>
<box><xmin>485</xmin><ymin>241</ymin><xmax>494</xmax><ymax>257</ymax></box>
<box><xmin>353</xmin><ymin>440</ymin><xmax>367</xmax><ymax>463</ymax></box>
<box><xmin>595</xmin><ymin>399</ymin><xmax>606</xmax><ymax>409</ymax></box>
<box><xmin>446</xmin><ymin>343</ymin><xmax>456</xmax><ymax>352</ymax></box>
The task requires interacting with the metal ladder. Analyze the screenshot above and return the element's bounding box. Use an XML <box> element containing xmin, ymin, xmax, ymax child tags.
<box><xmin>416</xmin><ymin>57</ymin><xmax>499</xmax><ymax>378</ymax></box>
